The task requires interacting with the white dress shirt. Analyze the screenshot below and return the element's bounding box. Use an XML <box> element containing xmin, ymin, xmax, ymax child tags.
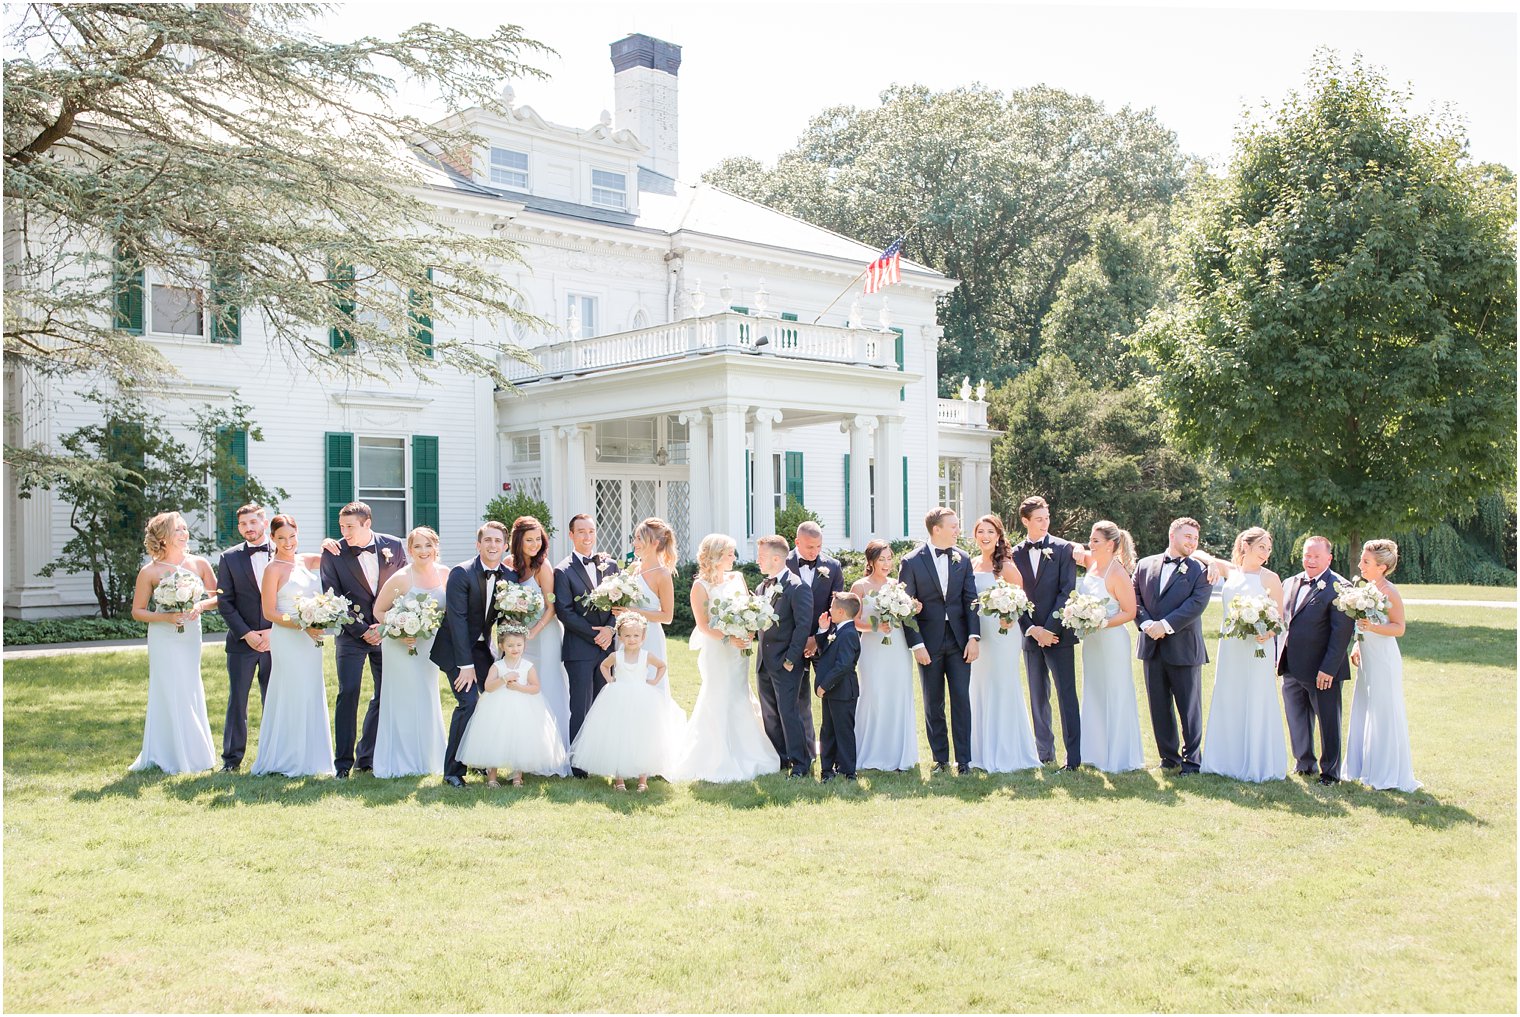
<box><xmin>243</xmin><ymin>540</ymin><xmax>271</xmax><ymax>591</ymax></box>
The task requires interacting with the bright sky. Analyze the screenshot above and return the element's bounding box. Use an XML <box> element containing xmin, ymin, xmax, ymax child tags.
<box><xmin>314</xmin><ymin>0</ymin><xmax>1517</xmax><ymax>177</ymax></box>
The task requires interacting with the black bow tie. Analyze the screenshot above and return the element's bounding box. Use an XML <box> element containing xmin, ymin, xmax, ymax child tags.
<box><xmin>761</xmin><ymin>577</ymin><xmax>777</xmax><ymax>591</ymax></box>
<box><xmin>487</xmin><ymin>567</ymin><xmax>508</xmax><ymax>579</ymax></box>
<box><xmin>578</xmin><ymin>555</ymin><xmax>598</xmax><ymax>567</ymax></box>
<box><xmin>346</xmin><ymin>543</ymin><xmax>377</xmax><ymax>557</ymax></box>
<box><xmin>1031</xmin><ymin>539</ymin><xmax>1050</xmax><ymax>550</ymax></box>
<box><xmin>248</xmin><ymin>544</ymin><xmax>272</xmax><ymax>555</ymax></box>
<box><xmin>799</xmin><ymin>558</ymin><xmax>818</xmax><ymax>568</ymax></box>
<box><xmin>1163</xmin><ymin>555</ymin><xmax>1184</xmax><ymax>565</ymax></box>
<box><xmin>935</xmin><ymin>547</ymin><xmax>954</xmax><ymax>558</ymax></box>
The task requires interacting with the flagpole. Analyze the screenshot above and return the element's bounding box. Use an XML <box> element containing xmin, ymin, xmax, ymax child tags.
<box><xmin>811</xmin><ymin>222</ymin><xmax>925</xmax><ymax>325</ymax></box>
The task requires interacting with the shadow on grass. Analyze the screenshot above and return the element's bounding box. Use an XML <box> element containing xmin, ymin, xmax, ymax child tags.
<box><xmin>1399</xmin><ymin>622</ymin><xmax>1516</xmax><ymax>668</ymax></box>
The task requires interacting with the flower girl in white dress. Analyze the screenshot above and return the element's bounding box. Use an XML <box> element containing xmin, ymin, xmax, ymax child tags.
<box><xmin>570</xmin><ymin>614</ymin><xmax>685</xmax><ymax>791</ymax></box>
<box><xmin>457</xmin><ymin>625</ymin><xmax>569</xmax><ymax>787</ymax></box>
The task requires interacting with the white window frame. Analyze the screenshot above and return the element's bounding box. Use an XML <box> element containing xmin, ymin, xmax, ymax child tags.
<box><xmin>356</xmin><ymin>434</ymin><xmax>410</xmax><ymax>535</ymax></box>
<box><xmin>566</xmin><ymin>292</ymin><xmax>599</xmax><ymax>337</ymax></box>
<box><xmin>489</xmin><ymin>146</ymin><xmax>530</xmax><ymax>190</ymax></box>
<box><xmin>145</xmin><ymin>267</ymin><xmax>208</xmax><ymax>340</ymax></box>
<box><xmin>590</xmin><ymin>168</ymin><xmax>627</xmax><ymax>209</ymax></box>
<box><xmin>938</xmin><ymin>457</ymin><xmax>963</xmax><ymax>518</ymax></box>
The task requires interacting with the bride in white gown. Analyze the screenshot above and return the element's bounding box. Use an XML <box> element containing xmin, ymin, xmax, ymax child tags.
<box><xmin>669</xmin><ymin>533</ymin><xmax>781</xmax><ymax>782</ymax></box>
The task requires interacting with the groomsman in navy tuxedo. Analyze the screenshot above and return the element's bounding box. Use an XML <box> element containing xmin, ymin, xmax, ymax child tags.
<box><xmin>319</xmin><ymin>501</ymin><xmax>406</xmax><ymax>778</ymax></box>
<box><xmin>902</xmin><ymin>507</ymin><xmax>980</xmax><ymax>774</ymax></box>
<box><xmin>1011</xmin><ymin>496</ymin><xmax>1081</xmax><ymax>769</ymax></box>
<box><xmin>787</xmin><ymin>520</ymin><xmax>843</xmax><ymax>764</ymax></box>
<box><xmin>433</xmin><ymin>520</ymin><xmax>512</xmax><ymax>787</ymax></box>
<box><xmin>1132</xmin><ymin>516</ymin><xmax>1215</xmax><ymax>774</ymax></box>
<box><xmin>215</xmin><ymin>503</ymin><xmax>274</xmax><ymax>772</ymax></box>
<box><xmin>1278</xmin><ymin>535</ymin><xmax>1354</xmax><ymax>785</ymax></box>
<box><xmin>754</xmin><ymin>534</ymin><xmax>815</xmax><ymax>777</ymax></box>
<box><xmin>553</xmin><ymin>513</ymin><xmax>618</xmax><ymax>777</ymax></box>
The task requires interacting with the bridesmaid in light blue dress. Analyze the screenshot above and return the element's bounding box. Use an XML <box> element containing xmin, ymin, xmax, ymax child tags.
<box><xmin>968</xmin><ymin>516</ymin><xmax>1041</xmax><ymax>772</ymax></box>
<box><xmin>1201</xmin><ymin>528</ymin><xmax>1288</xmax><ymax>782</ymax></box>
<box><xmin>128</xmin><ymin>511</ymin><xmax>219</xmax><ymax>774</ymax></box>
<box><xmin>506</xmin><ymin>515</ymin><xmax>571</xmax><ymax>775</ymax></box>
<box><xmin>371</xmin><ymin>527</ymin><xmax>448</xmax><ymax>777</ymax></box>
<box><xmin>1075</xmin><ymin>520</ymin><xmax>1145</xmax><ymax>773</ymax></box>
<box><xmin>852</xmin><ymin>541</ymin><xmax>919</xmax><ymax>772</ymax></box>
<box><xmin>252</xmin><ymin>514</ymin><xmax>336</xmax><ymax>778</ymax></box>
<box><xmin>1344</xmin><ymin>540</ymin><xmax>1420</xmax><ymax>792</ymax></box>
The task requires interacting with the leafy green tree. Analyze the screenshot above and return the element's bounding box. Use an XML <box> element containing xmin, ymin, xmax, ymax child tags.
<box><xmin>704</xmin><ymin>84</ymin><xmax>1187</xmax><ymax>391</ymax></box>
<box><xmin>39</xmin><ymin>391</ymin><xmax>286</xmax><ymax>617</ymax></box>
<box><xmin>4</xmin><ymin>3</ymin><xmax>549</xmax><ymax>490</ymax></box>
<box><xmin>1137</xmin><ymin>53</ymin><xmax>1517</xmax><ymax>558</ymax></box>
<box><xmin>483</xmin><ymin>489</ymin><xmax>554</xmax><ymax>537</ymax></box>
<box><xmin>774</xmin><ymin>495</ymin><xmax>823</xmax><ymax>539</ymax></box>
<box><xmin>987</xmin><ymin>354</ymin><xmax>1220</xmax><ymax>553</ymax></box>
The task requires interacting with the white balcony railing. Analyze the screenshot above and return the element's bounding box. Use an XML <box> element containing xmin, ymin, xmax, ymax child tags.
<box><xmin>504</xmin><ymin>311</ymin><xmax>900</xmax><ymax>382</ymax></box>
<box><xmin>937</xmin><ymin>397</ymin><xmax>989</xmax><ymax>428</ymax></box>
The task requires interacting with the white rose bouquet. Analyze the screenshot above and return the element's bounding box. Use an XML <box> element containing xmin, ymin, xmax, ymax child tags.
<box><xmin>1220</xmin><ymin>593</ymin><xmax>1284</xmax><ymax>658</ymax></box>
<box><xmin>579</xmin><ymin>568</ymin><xmax>644</xmax><ymax>613</ymax></box>
<box><xmin>869</xmin><ymin>578</ymin><xmax>918</xmax><ymax>646</ymax></box>
<box><xmin>287</xmin><ymin>591</ymin><xmax>358</xmax><ymax>647</ymax></box>
<box><xmin>975</xmin><ymin>579</ymin><xmax>1034</xmax><ymax>634</ymax></box>
<box><xmin>494</xmin><ymin>581</ymin><xmax>546</xmax><ymax>626</ymax></box>
<box><xmin>1332</xmin><ymin>579</ymin><xmax>1390</xmax><ymax>643</ymax></box>
<box><xmin>152</xmin><ymin>570</ymin><xmax>206</xmax><ymax>633</ymax></box>
<box><xmin>707</xmin><ymin>590</ymin><xmax>780</xmax><ymax>657</ymax></box>
<box><xmin>381</xmin><ymin>592</ymin><xmax>445</xmax><ymax>655</ymax></box>
<box><xmin>1059</xmin><ymin>591</ymin><xmax>1110</xmax><ymax>638</ymax></box>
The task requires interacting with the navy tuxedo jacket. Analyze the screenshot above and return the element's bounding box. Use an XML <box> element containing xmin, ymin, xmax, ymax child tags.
<box><xmin>215</xmin><ymin>543</ymin><xmax>270</xmax><ymax>652</ymax></box>
<box><xmin>1012</xmin><ymin>536</ymin><xmax>1080</xmax><ymax>646</ymax></box>
<box><xmin>785</xmin><ymin>549</ymin><xmax>844</xmax><ymax>624</ymax></box>
<box><xmin>812</xmin><ymin>623</ymin><xmax>861</xmax><ymax>700</ymax></box>
<box><xmin>431</xmin><ymin>556</ymin><xmax>515</xmax><ymax>678</ymax></box>
<box><xmin>1132</xmin><ymin>553</ymin><xmax>1214</xmax><ymax>666</ymax></box>
<box><xmin>320</xmin><ymin>533</ymin><xmax>407</xmax><ymax>640</ymax></box>
<box><xmin>1278</xmin><ymin>569</ymin><xmax>1354</xmax><ymax>685</ymax></box>
<box><xmin>900</xmin><ymin>543</ymin><xmax>980</xmax><ymax>653</ymax></box>
<box><xmin>554</xmin><ymin>553</ymin><xmax>620</xmax><ymax>662</ymax></box>
<box><xmin>756</xmin><ymin>570</ymin><xmax>813</xmax><ymax>673</ymax></box>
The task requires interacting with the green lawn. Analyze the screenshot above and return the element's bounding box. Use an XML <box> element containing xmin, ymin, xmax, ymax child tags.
<box><xmin>1399</xmin><ymin>584</ymin><xmax>1516</xmax><ymax>602</ymax></box>
<box><xmin>4</xmin><ymin>599</ymin><xmax>1515</xmax><ymax>1012</ymax></box>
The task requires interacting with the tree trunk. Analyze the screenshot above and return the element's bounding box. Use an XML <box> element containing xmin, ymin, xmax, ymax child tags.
<box><xmin>94</xmin><ymin>570</ymin><xmax>111</xmax><ymax>618</ymax></box>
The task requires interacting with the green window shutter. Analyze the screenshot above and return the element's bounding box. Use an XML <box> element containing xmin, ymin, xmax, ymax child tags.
<box><xmin>843</xmin><ymin>453</ymin><xmax>851</xmax><ymax>538</ymax></box>
<box><xmin>902</xmin><ymin>456</ymin><xmax>909</xmax><ymax>535</ymax></box>
<box><xmin>729</xmin><ymin>305</ymin><xmax>749</xmax><ymax>314</ymax></box>
<box><xmin>410</xmin><ymin>267</ymin><xmax>434</xmax><ymax>359</ymax></box>
<box><xmin>412</xmin><ymin>435</ymin><xmax>440</xmax><ymax>531</ymax></box>
<box><xmin>216</xmin><ymin>426</ymin><xmax>249</xmax><ymax>544</ymax></box>
<box><xmin>745</xmin><ymin>450</ymin><xmax>753</xmax><ymax>538</ymax></box>
<box><xmin>329</xmin><ymin>262</ymin><xmax>356</xmax><ymax>353</ymax></box>
<box><xmin>893</xmin><ymin>327</ymin><xmax>906</xmax><ymax>401</ymax></box>
<box><xmin>113</xmin><ymin>244</ymin><xmax>144</xmax><ymax>334</ymax></box>
<box><xmin>209</xmin><ymin>264</ymin><xmax>241</xmax><ymax>345</ymax></box>
<box><xmin>784</xmin><ymin>451</ymin><xmax>804</xmax><ymax>504</ymax></box>
<box><xmin>780</xmin><ymin>312</ymin><xmax>798</xmax><ymax>321</ymax></box>
<box><xmin>325</xmin><ymin>432</ymin><xmax>355</xmax><ymax>538</ymax></box>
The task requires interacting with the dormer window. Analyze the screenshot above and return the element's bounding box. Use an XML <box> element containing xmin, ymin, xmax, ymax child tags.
<box><xmin>591</xmin><ymin>169</ymin><xmax>627</xmax><ymax>209</ymax></box>
<box><xmin>489</xmin><ymin>147</ymin><xmax>529</xmax><ymax>190</ymax></box>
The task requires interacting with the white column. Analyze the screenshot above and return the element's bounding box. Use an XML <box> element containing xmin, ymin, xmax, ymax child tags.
<box><xmin>537</xmin><ymin>426</ymin><xmax>564</xmax><ymax>560</ymax></box>
<box><xmin>845</xmin><ymin>415</ymin><xmax>878</xmax><ymax>550</ymax></box>
<box><xmin>558</xmin><ymin>424</ymin><xmax>589</xmax><ymax>525</ymax></box>
<box><xmin>3</xmin><ymin>364</ymin><xmax>61</xmax><ymax>614</ymax></box>
<box><xmin>679</xmin><ymin>409</ymin><xmax>710</xmax><ymax>545</ymax></box>
<box><xmin>751</xmin><ymin>408</ymin><xmax>781</xmax><ymax>538</ymax></box>
<box><xmin>709</xmin><ymin>404</ymin><xmax>749</xmax><ymax>553</ymax></box>
<box><xmin>877</xmin><ymin>415</ymin><xmax>905</xmax><ymax>540</ymax></box>
<box><xmin>960</xmin><ymin>458</ymin><xmax>981</xmax><ymax>521</ymax></box>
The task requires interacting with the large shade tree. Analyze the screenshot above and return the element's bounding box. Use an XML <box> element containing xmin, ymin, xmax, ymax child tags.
<box><xmin>4</xmin><ymin>3</ymin><xmax>549</xmax><ymax>491</ymax></box>
<box><xmin>1137</xmin><ymin>53</ymin><xmax>1516</xmax><ymax>558</ymax></box>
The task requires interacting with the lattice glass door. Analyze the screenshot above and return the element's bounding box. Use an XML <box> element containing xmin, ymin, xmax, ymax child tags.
<box><xmin>593</xmin><ymin>478</ymin><xmax>625</xmax><ymax>555</ymax></box>
<box><xmin>589</xmin><ymin>474</ymin><xmax>691</xmax><ymax>561</ymax></box>
<box><xmin>666</xmin><ymin>480</ymin><xmax>690</xmax><ymax>561</ymax></box>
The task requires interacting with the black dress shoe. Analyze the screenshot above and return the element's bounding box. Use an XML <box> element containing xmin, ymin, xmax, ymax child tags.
<box><xmin>842</xmin><ymin>773</ymin><xmax>857</xmax><ymax>781</ymax></box>
<box><xmin>956</xmin><ymin>763</ymin><xmax>971</xmax><ymax>775</ymax></box>
<box><xmin>1295</xmin><ymin>768</ymin><xmax>1317</xmax><ymax>776</ymax></box>
<box><xmin>931</xmin><ymin>762</ymin><xmax>949</xmax><ymax>773</ymax></box>
<box><xmin>220</xmin><ymin>763</ymin><xmax>240</xmax><ymax>773</ymax></box>
<box><xmin>572</xmin><ymin>767</ymin><xmax>588</xmax><ymax>779</ymax></box>
<box><xmin>1177</xmin><ymin>768</ymin><xmax>1198</xmax><ymax>777</ymax></box>
<box><xmin>1060</xmin><ymin>763</ymin><xmax>1079</xmax><ymax>772</ymax></box>
<box><xmin>820</xmin><ymin>773</ymin><xmax>835</xmax><ymax>783</ymax></box>
<box><xmin>1039</xmin><ymin>758</ymin><xmax>1055</xmax><ymax>766</ymax></box>
<box><xmin>1159</xmin><ymin>761</ymin><xmax>1180</xmax><ymax>771</ymax></box>
<box><xmin>334</xmin><ymin>767</ymin><xmax>350</xmax><ymax>779</ymax></box>
<box><xmin>357</xmin><ymin>765</ymin><xmax>373</xmax><ymax>774</ymax></box>
<box><xmin>444</xmin><ymin>775</ymin><xmax>466</xmax><ymax>788</ymax></box>
<box><xmin>1318</xmin><ymin>774</ymin><xmax>1340</xmax><ymax>786</ymax></box>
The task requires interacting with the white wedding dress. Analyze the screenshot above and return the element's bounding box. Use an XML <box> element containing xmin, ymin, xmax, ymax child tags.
<box><xmin>130</xmin><ymin>565</ymin><xmax>217</xmax><ymax>775</ymax></box>
<box><xmin>668</xmin><ymin>575</ymin><xmax>781</xmax><ymax>782</ymax></box>
<box><xmin>251</xmin><ymin>565</ymin><xmax>336</xmax><ymax>777</ymax></box>
<box><xmin>1201</xmin><ymin>570</ymin><xmax>1287</xmax><ymax>782</ymax></box>
<box><xmin>1344</xmin><ymin>628</ymin><xmax>1420</xmax><ymax>792</ymax></box>
<box><xmin>1076</xmin><ymin>568</ymin><xmax>1145</xmax><ymax>773</ymax></box>
<box><xmin>373</xmin><ymin>581</ymin><xmax>447</xmax><ymax>778</ymax></box>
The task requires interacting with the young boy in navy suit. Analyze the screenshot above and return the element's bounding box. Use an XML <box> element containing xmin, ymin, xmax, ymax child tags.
<box><xmin>814</xmin><ymin>591</ymin><xmax>862</xmax><ymax>782</ymax></box>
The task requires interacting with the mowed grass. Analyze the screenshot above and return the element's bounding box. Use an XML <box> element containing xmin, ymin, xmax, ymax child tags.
<box><xmin>4</xmin><ymin>598</ymin><xmax>1515</xmax><ymax>1012</ymax></box>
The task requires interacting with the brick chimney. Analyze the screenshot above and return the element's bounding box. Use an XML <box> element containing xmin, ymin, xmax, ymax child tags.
<box><xmin>610</xmin><ymin>34</ymin><xmax>681</xmax><ymax>180</ymax></box>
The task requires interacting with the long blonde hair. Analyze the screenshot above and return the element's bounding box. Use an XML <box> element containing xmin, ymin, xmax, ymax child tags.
<box><xmin>1232</xmin><ymin>527</ymin><xmax>1272</xmax><ymax>566</ymax></box>
<box><xmin>696</xmin><ymin>533</ymin><xmax>735</xmax><ymax>584</ymax></box>
<box><xmin>1091</xmin><ymin>519</ymin><xmax>1136</xmax><ymax>574</ymax></box>
<box><xmin>635</xmin><ymin>516</ymin><xmax>677</xmax><ymax>570</ymax></box>
<box><xmin>144</xmin><ymin>511</ymin><xmax>185</xmax><ymax>560</ymax></box>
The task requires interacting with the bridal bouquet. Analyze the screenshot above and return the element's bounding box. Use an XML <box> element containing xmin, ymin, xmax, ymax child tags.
<box><xmin>870</xmin><ymin>579</ymin><xmax>918</xmax><ymax>646</ymax></box>
<box><xmin>976</xmin><ymin>579</ymin><xmax>1034</xmax><ymax>634</ymax></box>
<box><xmin>1220</xmin><ymin>594</ymin><xmax>1283</xmax><ymax>658</ymax></box>
<box><xmin>494</xmin><ymin>581</ymin><xmax>545</xmax><ymax>626</ymax></box>
<box><xmin>1059</xmin><ymin>591</ymin><xmax>1110</xmax><ymax>638</ymax></box>
<box><xmin>152</xmin><ymin>570</ymin><xmax>206</xmax><ymax>633</ymax></box>
<box><xmin>381</xmin><ymin>592</ymin><xmax>445</xmax><ymax>655</ymax></box>
<box><xmin>707</xmin><ymin>590</ymin><xmax>779</xmax><ymax>657</ymax></box>
<box><xmin>287</xmin><ymin>591</ymin><xmax>358</xmax><ymax>647</ymax></box>
<box><xmin>579</xmin><ymin>569</ymin><xmax>644</xmax><ymax>613</ymax></box>
<box><xmin>1332</xmin><ymin>579</ymin><xmax>1390</xmax><ymax>643</ymax></box>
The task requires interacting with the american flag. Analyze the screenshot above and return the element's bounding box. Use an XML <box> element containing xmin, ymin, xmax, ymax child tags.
<box><xmin>863</xmin><ymin>238</ymin><xmax>903</xmax><ymax>295</ymax></box>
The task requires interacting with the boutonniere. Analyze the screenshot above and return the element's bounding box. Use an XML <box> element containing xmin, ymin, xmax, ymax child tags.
<box><xmin>817</xmin><ymin>566</ymin><xmax>831</xmax><ymax>580</ymax></box>
<box><xmin>1314</xmin><ymin>580</ymin><xmax>1326</xmax><ymax>591</ymax></box>
<box><xmin>1040</xmin><ymin>547</ymin><xmax>1053</xmax><ymax>561</ymax></box>
<box><xmin>1177</xmin><ymin>560</ymin><xmax>1189</xmax><ymax>575</ymax></box>
<box><xmin>381</xmin><ymin>547</ymin><xmax>394</xmax><ymax>563</ymax></box>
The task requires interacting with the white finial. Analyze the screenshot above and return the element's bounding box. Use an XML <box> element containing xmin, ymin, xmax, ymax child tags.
<box><xmin>688</xmin><ymin>278</ymin><xmax>706</xmax><ymax>317</ymax></box>
<box><xmin>718</xmin><ymin>275</ymin><xmax>733</xmax><ymax>305</ymax></box>
<box><xmin>975</xmin><ymin>378</ymin><xmax>987</xmax><ymax>401</ymax></box>
<box><xmin>499</xmin><ymin>84</ymin><xmax>516</xmax><ymax>108</ymax></box>
<box><xmin>959</xmin><ymin>376</ymin><xmax>972</xmax><ymax>400</ymax></box>
<box><xmin>568</xmin><ymin>302</ymin><xmax>582</xmax><ymax>339</ymax></box>
<box><xmin>599</xmin><ymin>109</ymin><xmax>612</xmax><ymax>128</ymax></box>
<box><xmin>847</xmin><ymin>298</ymin><xmax>863</xmax><ymax>329</ymax></box>
<box><xmin>877</xmin><ymin>298</ymin><xmax>893</xmax><ymax>330</ymax></box>
<box><xmin>754</xmin><ymin>279</ymin><xmax>769</xmax><ymax>316</ymax></box>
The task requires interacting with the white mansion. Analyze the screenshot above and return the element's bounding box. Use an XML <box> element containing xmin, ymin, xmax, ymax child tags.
<box><xmin>3</xmin><ymin>34</ymin><xmax>997</xmax><ymax>619</ymax></box>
